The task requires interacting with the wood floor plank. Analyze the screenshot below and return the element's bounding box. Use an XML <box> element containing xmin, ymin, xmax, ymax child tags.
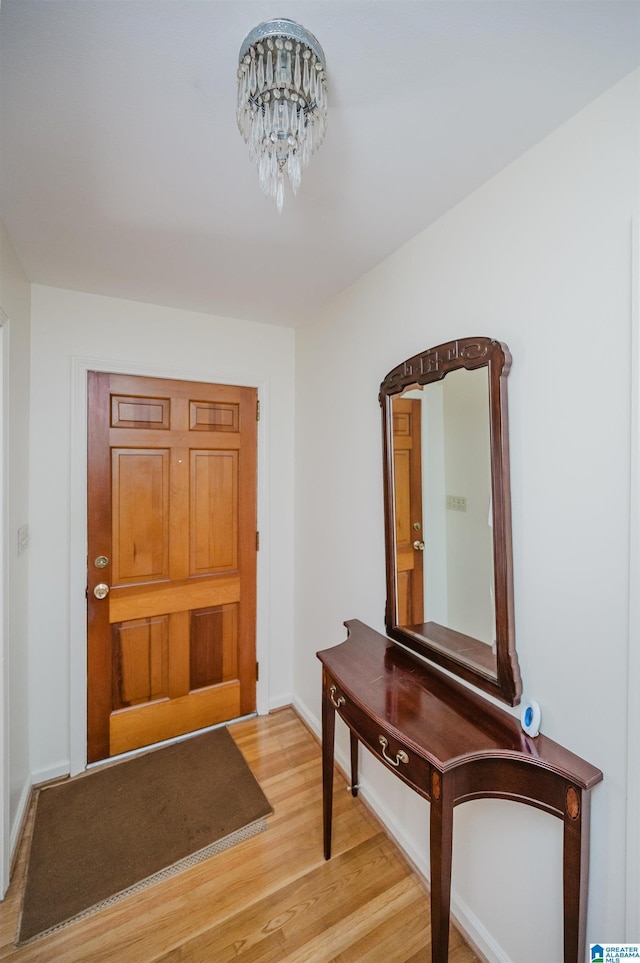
<box><xmin>158</xmin><ymin>835</ymin><xmax>406</xmax><ymax>962</ymax></box>
<box><xmin>280</xmin><ymin>877</ymin><xmax>426</xmax><ymax>963</ymax></box>
<box><xmin>0</xmin><ymin>708</ymin><xmax>479</xmax><ymax>962</ymax></box>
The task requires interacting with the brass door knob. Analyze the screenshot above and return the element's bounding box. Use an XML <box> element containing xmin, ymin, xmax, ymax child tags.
<box><xmin>93</xmin><ymin>583</ymin><xmax>110</xmax><ymax>599</ymax></box>
<box><xmin>413</xmin><ymin>540</ymin><xmax>425</xmax><ymax>551</ymax></box>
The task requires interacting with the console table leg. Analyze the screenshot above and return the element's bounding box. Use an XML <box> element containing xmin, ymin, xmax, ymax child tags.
<box><xmin>321</xmin><ymin>679</ymin><xmax>336</xmax><ymax>861</ymax></box>
<box><xmin>563</xmin><ymin>786</ymin><xmax>590</xmax><ymax>963</ymax></box>
<box><xmin>429</xmin><ymin>772</ymin><xmax>453</xmax><ymax>963</ymax></box>
<box><xmin>350</xmin><ymin>730</ymin><xmax>359</xmax><ymax>797</ymax></box>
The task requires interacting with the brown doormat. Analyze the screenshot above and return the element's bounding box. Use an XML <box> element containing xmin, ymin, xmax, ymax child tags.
<box><xmin>18</xmin><ymin>726</ymin><xmax>272</xmax><ymax>944</ymax></box>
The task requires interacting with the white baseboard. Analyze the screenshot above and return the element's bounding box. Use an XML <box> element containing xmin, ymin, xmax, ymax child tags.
<box><xmin>269</xmin><ymin>694</ymin><xmax>293</xmax><ymax>712</ymax></box>
<box><xmin>291</xmin><ymin>694</ymin><xmax>319</xmax><ymax>735</ymax></box>
<box><xmin>449</xmin><ymin>892</ymin><xmax>513</xmax><ymax>963</ymax></box>
<box><xmin>31</xmin><ymin>761</ymin><xmax>70</xmax><ymax>787</ymax></box>
<box><xmin>9</xmin><ymin>774</ymin><xmax>32</xmax><ymax>865</ymax></box>
<box><xmin>292</xmin><ymin>694</ymin><xmax>511</xmax><ymax>963</ymax></box>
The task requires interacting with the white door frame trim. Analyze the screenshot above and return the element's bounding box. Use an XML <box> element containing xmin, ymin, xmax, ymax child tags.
<box><xmin>69</xmin><ymin>356</ymin><xmax>271</xmax><ymax>776</ymax></box>
<box><xmin>626</xmin><ymin>216</ymin><xmax>640</xmax><ymax>935</ymax></box>
<box><xmin>0</xmin><ymin>307</ymin><xmax>8</xmax><ymax>896</ymax></box>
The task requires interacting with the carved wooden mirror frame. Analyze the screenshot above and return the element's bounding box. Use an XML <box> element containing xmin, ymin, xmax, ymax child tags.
<box><xmin>380</xmin><ymin>337</ymin><xmax>522</xmax><ymax>705</ymax></box>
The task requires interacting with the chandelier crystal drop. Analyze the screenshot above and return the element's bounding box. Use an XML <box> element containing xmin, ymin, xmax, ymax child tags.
<box><xmin>237</xmin><ymin>19</ymin><xmax>328</xmax><ymax>212</ymax></box>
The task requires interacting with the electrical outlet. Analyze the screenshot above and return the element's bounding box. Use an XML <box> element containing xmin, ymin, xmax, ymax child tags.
<box><xmin>446</xmin><ymin>495</ymin><xmax>467</xmax><ymax>512</ymax></box>
<box><xmin>17</xmin><ymin>524</ymin><xmax>29</xmax><ymax>554</ymax></box>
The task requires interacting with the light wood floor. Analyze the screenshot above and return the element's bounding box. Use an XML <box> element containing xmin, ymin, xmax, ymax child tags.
<box><xmin>0</xmin><ymin>708</ymin><xmax>480</xmax><ymax>962</ymax></box>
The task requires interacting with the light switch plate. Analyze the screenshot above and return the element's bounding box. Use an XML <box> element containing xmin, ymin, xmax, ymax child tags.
<box><xmin>17</xmin><ymin>524</ymin><xmax>29</xmax><ymax>554</ymax></box>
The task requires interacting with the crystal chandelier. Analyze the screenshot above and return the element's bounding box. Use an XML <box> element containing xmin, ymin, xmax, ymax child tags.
<box><xmin>237</xmin><ymin>19</ymin><xmax>328</xmax><ymax>212</ymax></box>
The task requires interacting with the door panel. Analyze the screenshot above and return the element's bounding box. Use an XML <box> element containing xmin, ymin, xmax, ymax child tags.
<box><xmin>189</xmin><ymin>603</ymin><xmax>238</xmax><ymax>690</ymax></box>
<box><xmin>189</xmin><ymin>400</ymin><xmax>239</xmax><ymax>432</ymax></box>
<box><xmin>112</xmin><ymin>616</ymin><xmax>170</xmax><ymax>708</ymax></box>
<box><xmin>111</xmin><ymin>394</ymin><xmax>171</xmax><ymax>429</ymax></box>
<box><xmin>111</xmin><ymin>449</ymin><xmax>170</xmax><ymax>584</ymax></box>
<box><xmin>87</xmin><ymin>372</ymin><xmax>257</xmax><ymax>763</ymax></box>
<box><xmin>191</xmin><ymin>450</ymin><xmax>238</xmax><ymax>573</ymax></box>
<box><xmin>392</xmin><ymin>398</ymin><xmax>424</xmax><ymax>626</ymax></box>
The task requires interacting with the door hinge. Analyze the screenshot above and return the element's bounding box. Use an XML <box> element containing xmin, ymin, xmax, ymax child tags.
<box><xmin>256</xmin><ymin>399</ymin><xmax>260</xmax><ymax>421</ymax></box>
<box><xmin>256</xmin><ymin>661</ymin><xmax>260</xmax><ymax>681</ymax></box>
<box><xmin>256</xmin><ymin>531</ymin><xmax>260</xmax><ymax>551</ymax></box>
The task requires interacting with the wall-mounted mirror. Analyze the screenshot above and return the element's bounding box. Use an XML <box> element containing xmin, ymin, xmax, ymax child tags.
<box><xmin>380</xmin><ymin>337</ymin><xmax>522</xmax><ymax>705</ymax></box>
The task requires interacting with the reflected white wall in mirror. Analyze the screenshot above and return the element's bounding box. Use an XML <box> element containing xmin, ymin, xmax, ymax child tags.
<box><xmin>395</xmin><ymin>368</ymin><xmax>494</xmax><ymax>647</ymax></box>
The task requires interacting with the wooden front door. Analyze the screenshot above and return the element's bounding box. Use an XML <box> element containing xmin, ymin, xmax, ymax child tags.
<box><xmin>87</xmin><ymin>372</ymin><xmax>258</xmax><ymax>763</ymax></box>
<box><xmin>392</xmin><ymin>397</ymin><xmax>424</xmax><ymax>626</ymax></box>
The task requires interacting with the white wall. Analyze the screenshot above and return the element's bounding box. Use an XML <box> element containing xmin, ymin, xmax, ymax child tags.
<box><xmin>442</xmin><ymin>367</ymin><xmax>494</xmax><ymax>644</ymax></box>
<box><xmin>0</xmin><ymin>219</ymin><xmax>31</xmax><ymax>888</ymax></box>
<box><xmin>28</xmin><ymin>286</ymin><xmax>295</xmax><ymax>780</ymax></box>
<box><xmin>294</xmin><ymin>70</ymin><xmax>639</xmax><ymax>962</ymax></box>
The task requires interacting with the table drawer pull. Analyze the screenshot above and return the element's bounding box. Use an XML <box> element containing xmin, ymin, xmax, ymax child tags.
<box><xmin>379</xmin><ymin>735</ymin><xmax>408</xmax><ymax>767</ymax></box>
<box><xmin>329</xmin><ymin>685</ymin><xmax>345</xmax><ymax>709</ymax></box>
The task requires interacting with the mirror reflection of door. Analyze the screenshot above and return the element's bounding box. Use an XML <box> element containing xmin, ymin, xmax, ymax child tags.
<box><xmin>392</xmin><ymin>397</ymin><xmax>424</xmax><ymax>625</ymax></box>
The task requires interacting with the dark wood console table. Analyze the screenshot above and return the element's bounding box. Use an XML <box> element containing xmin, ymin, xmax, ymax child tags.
<box><xmin>318</xmin><ymin>621</ymin><xmax>603</xmax><ymax>963</ymax></box>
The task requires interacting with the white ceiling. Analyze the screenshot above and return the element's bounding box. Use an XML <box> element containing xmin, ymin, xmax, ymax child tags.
<box><xmin>1</xmin><ymin>1</ymin><xmax>639</xmax><ymax>326</ymax></box>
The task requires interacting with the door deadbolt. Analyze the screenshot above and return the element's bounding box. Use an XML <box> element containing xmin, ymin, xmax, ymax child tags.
<box><xmin>93</xmin><ymin>583</ymin><xmax>110</xmax><ymax>599</ymax></box>
<box><xmin>94</xmin><ymin>556</ymin><xmax>109</xmax><ymax>569</ymax></box>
